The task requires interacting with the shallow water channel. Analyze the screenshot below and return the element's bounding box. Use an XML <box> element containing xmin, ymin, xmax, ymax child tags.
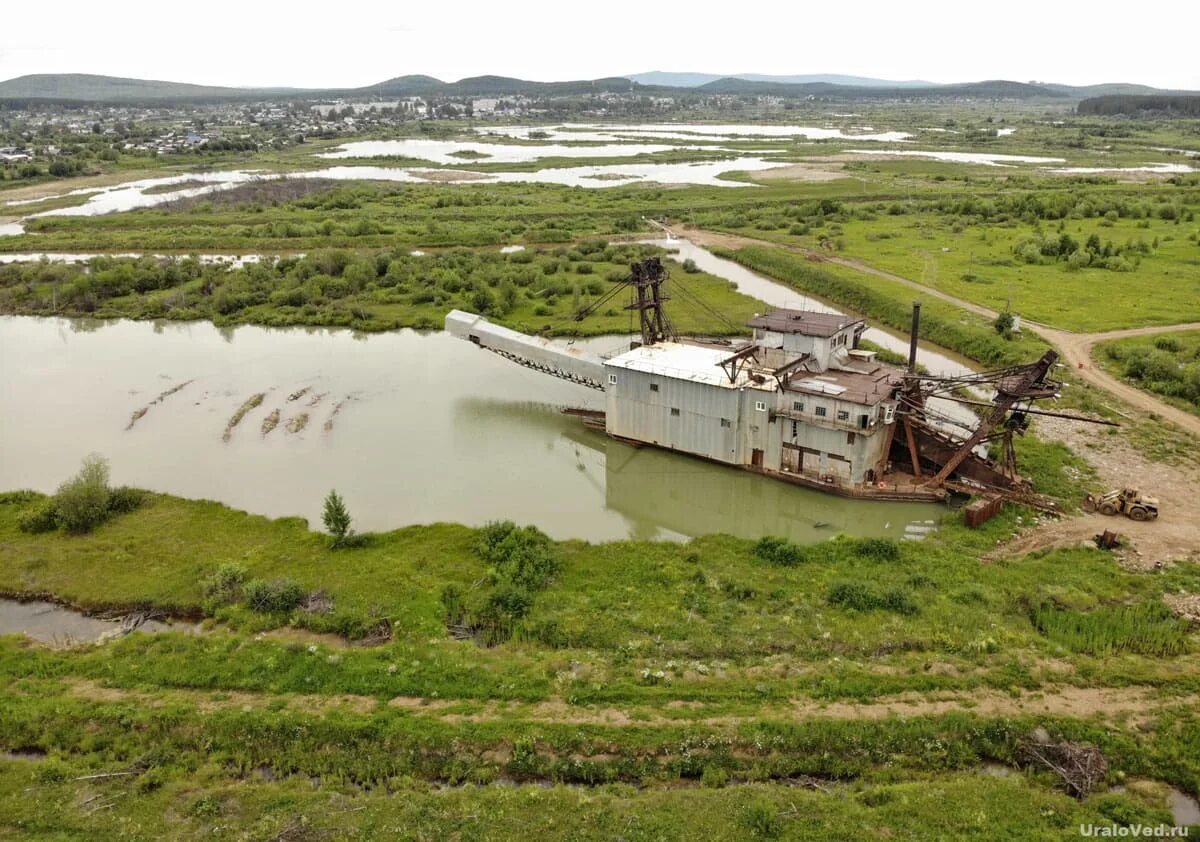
<box><xmin>0</xmin><ymin>598</ymin><xmax>180</xmax><ymax>645</ymax></box>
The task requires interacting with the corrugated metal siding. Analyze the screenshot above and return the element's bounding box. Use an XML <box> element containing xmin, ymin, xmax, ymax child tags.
<box><xmin>605</xmin><ymin>365</ymin><xmax>742</xmax><ymax>464</ymax></box>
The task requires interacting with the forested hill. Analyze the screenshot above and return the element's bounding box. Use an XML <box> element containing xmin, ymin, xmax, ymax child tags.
<box><xmin>0</xmin><ymin>74</ymin><xmax>300</xmax><ymax>102</ymax></box>
<box><xmin>1077</xmin><ymin>94</ymin><xmax>1200</xmax><ymax>117</ymax></box>
<box><xmin>1</xmin><ymin>72</ymin><xmax>1195</xmax><ymax>105</ymax></box>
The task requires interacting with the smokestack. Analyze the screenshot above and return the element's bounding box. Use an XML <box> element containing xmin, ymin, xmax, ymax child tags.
<box><xmin>907</xmin><ymin>302</ymin><xmax>921</xmax><ymax>373</ymax></box>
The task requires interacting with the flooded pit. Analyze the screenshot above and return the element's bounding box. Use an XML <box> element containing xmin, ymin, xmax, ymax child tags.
<box><xmin>0</xmin><ymin>315</ymin><xmax>942</xmax><ymax>543</ymax></box>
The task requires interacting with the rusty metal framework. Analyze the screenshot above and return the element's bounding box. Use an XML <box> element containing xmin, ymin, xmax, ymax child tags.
<box><xmin>572</xmin><ymin>256</ymin><xmax>674</xmax><ymax>347</ymax></box>
<box><xmin>890</xmin><ymin>350</ymin><xmax>1111</xmax><ymax>500</ymax></box>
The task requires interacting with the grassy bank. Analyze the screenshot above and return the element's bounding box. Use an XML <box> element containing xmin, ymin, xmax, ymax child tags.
<box><xmin>3</xmin><ymin>485</ymin><xmax>1197</xmax><ymax>703</ymax></box>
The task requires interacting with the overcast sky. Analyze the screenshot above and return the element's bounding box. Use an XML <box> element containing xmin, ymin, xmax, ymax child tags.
<box><xmin>3</xmin><ymin>0</ymin><xmax>1197</xmax><ymax>90</ymax></box>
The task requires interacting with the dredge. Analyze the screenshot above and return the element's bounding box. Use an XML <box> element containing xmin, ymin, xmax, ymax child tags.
<box><xmin>447</xmin><ymin>256</ymin><xmax>1111</xmax><ymax>507</ymax></box>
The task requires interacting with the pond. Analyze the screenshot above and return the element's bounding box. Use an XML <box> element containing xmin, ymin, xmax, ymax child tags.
<box><xmin>0</xmin><ymin>315</ymin><xmax>943</xmax><ymax>544</ymax></box>
<box><xmin>475</xmin><ymin>123</ymin><xmax>913</xmax><ymax>143</ymax></box>
<box><xmin>847</xmin><ymin>149</ymin><xmax>1065</xmax><ymax>167</ymax></box>
<box><xmin>320</xmin><ymin>138</ymin><xmax>711</xmax><ymax>164</ymax></box>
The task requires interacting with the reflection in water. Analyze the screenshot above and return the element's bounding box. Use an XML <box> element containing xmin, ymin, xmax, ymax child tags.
<box><xmin>2</xmin><ymin>316</ymin><xmax>941</xmax><ymax>543</ymax></box>
<box><xmin>460</xmin><ymin>398</ymin><xmax>941</xmax><ymax>543</ymax></box>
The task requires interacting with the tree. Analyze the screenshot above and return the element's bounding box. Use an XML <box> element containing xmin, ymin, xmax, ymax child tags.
<box><xmin>322</xmin><ymin>489</ymin><xmax>353</xmax><ymax>548</ymax></box>
<box><xmin>55</xmin><ymin>454</ymin><xmax>112</xmax><ymax>534</ymax></box>
<box><xmin>994</xmin><ymin>311</ymin><xmax>1015</xmax><ymax>340</ymax></box>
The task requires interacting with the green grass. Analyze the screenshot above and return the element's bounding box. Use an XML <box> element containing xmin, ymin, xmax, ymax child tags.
<box><xmin>695</xmin><ymin>189</ymin><xmax>1200</xmax><ymax>333</ymax></box>
<box><xmin>2</xmin><ymin>760</ymin><xmax>1180</xmax><ymax>841</ymax></box>
<box><xmin>2</xmin><ymin>485</ymin><xmax>1197</xmax><ymax>706</ymax></box>
<box><xmin>1032</xmin><ymin>603</ymin><xmax>1192</xmax><ymax>657</ymax></box>
<box><xmin>1097</xmin><ymin>330</ymin><xmax>1200</xmax><ymax>418</ymax></box>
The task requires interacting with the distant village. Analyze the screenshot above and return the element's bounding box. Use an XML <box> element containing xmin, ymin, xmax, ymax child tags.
<box><xmin>0</xmin><ymin>91</ymin><xmax>702</xmax><ymax>168</ymax></box>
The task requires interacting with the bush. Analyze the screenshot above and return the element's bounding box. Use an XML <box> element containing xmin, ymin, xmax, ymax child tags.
<box><xmin>243</xmin><ymin>578</ymin><xmax>306</xmax><ymax>614</ymax></box>
<box><xmin>826</xmin><ymin>581</ymin><xmax>876</xmax><ymax>611</ymax></box>
<box><xmin>0</xmin><ymin>490</ymin><xmax>40</xmax><ymax>505</ymax></box>
<box><xmin>17</xmin><ymin>502</ymin><xmax>58</xmax><ymax>534</ymax></box>
<box><xmin>53</xmin><ymin>454</ymin><xmax>112</xmax><ymax>534</ymax></box>
<box><xmin>827</xmin><ymin>581</ymin><xmax>919</xmax><ymax>615</ymax></box>
<box><xmin>107</xmin><ymin>486</ymin><xmax>146</xmax><ymax>514</ymax></box>
<box><xmin>475</xmin><ymin>521</ymin><xmax>559</xmax><ymax>590</ymax></box>
<box><xmin>754</xmin><ymin>536</ymin><xmax>807</xmax><ymax>566</ymax></box>
<box><xmin>741</xmin><ymin>798</ymin><xmax>782</xmax><ymax>838</ymax></box>
<box><xmin>202</xmin><ymin>563</ymin><xmax>248</xmax><ymax>607</ymax></box>
<box><xmin>853</xmin><ymin>537</ymin><xmax>902</xmax><ymax>562</ymax></box>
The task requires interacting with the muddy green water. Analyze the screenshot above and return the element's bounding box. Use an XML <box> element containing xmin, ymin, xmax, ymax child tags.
<box><xmin>0</xmin><ymin>316</ymin><xmax>941</xmax><ymax>543</ymax></box>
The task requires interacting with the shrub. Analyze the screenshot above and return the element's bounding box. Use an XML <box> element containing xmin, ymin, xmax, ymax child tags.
<box><xmin>17</xmin><ymin>502</ymin><xmax>58</xmax><ymax>534</ymax></box>
<box><xmin>827</xmin><ymin>581</ymin><xmax>919</xmax><ymax>615</ymax></box>
<box><xmin>0</xmin><ymin>490</ymin><xmax>40</xmax><ymax>505</ymax></box>
<box><xmin>475</xmin><ymin>521</ymin><xmax>559</xmax><ymax>590</ymax></box>
<box><xmin>853</xmin><ymin>537</ymin><xmax>901</xmax><ymax>562</ymax></box>
<box><xmin>994</xmin><ymin>311</ymin><xmax>1015</xmax><ymax>339</ymax></box>
<box><xmin>826</xmin><ymin>581</ymin><xmax>876</xmax><ymax>611</ymax></box>
<box><xmin>243</xmin><ymin>578</ymin><xmax>306</xmax><ymax>614</ymax></box>
<box><xmin>701</xmin><ymin>765</ymin><xmax>729</xmax><ymax>788</ymax></box>
<box><xmin>53</xmin><ymin>454</ymin><xmax>112</xmax><ymax>534</ymax></box>
<box><xmin>202</xmin><ymin>563</ymin><xmax>248</xmax><ymax>607</ymax></box>
<box><xmin>754</xmin><ymin>536</ymin><xmax>807</xmax><ymax>566</ymax></box>
<box><xmin>107</xmin><ymin>486</ymin><xmax>146</xmax><ymax>514</ymax></box>
<box><xmin>741</xmin><ymin>798</ymin><xmax>782</xmax><ymax>838</ymax></box>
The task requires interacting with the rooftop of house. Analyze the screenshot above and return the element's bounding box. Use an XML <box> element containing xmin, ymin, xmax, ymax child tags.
<box><xmin>747</xmin><ymin>309</ymin><xmax>866</xmax><ymax>338</ymax></box>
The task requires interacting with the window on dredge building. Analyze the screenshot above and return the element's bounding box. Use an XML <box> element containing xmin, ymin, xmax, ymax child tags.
<box><xmin>607</xmin><ymin>373</ymin><xmax>617</xmax><ymax>385</ymax></box>
<box><xmin>755</xmin><ymin>401</ymin><xmax>767</xmax><ymax>412</ymax></box>
<box><xmin>720</xmin><ymin>418</ymin><xmax>732</xmax><ymax>428</ymax></box>
<box><xmin>815</xmin><ymin>406</ymin><xmax>827</xmax><ymax>417</ymax></box>
<box><xmin>649</xmin><ymin>383</ymin><xmax>659</xmax><ymax>392</ymax></box>
<box><xmin>837</xmin><ymin>410</ymin><xmax>850</xmax><ymax>422</ymax></box>
<box><xmin>792</xmin><ymin>401</ymin><xmax>804</xmax><ymax>412</ymax></box>
<box><xmin>670</xmin><ymin>408</ymin><xmax>680</xmax><ymax>417</ymax></box>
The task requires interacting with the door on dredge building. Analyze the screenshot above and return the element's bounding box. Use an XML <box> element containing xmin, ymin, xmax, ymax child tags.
<box><xmin>751</xmin><ymin>449</ymin><xmax>764</xmax><ymax>468</ymax></box>
<box><xmin>781</xmin><ymin>446</ymin><xmax>799</xmax><ymax>473</ymax></box>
